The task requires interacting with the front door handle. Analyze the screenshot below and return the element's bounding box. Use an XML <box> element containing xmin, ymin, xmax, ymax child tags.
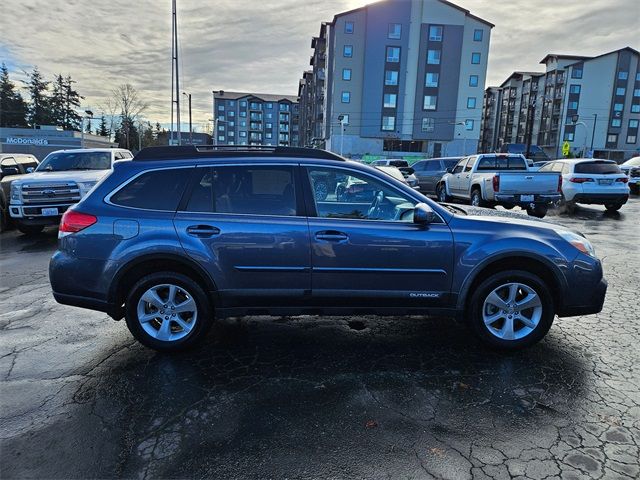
<box><xmin>186</xmin><ymin>225</ymin><xmax>220</xmax><ymax>238</ymax></box>
<box><xmin>315</xmin><ymin>230</ymin><xmax>348</xmax><ymax>242</ymax></box>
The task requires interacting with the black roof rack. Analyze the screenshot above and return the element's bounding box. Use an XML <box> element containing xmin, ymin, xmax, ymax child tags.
<box><xmin>133</xmin><ymin>145</ymin><xmax>345</xmax><ymax>162</ymax></box>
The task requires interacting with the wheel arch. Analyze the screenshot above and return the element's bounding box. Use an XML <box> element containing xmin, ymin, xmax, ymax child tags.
<box><xmin>108</xmin><ymin>253</ymin><xmax>217</xmax><ymax>320</ymax></box>
<box><xmin>457</xmin><ymin>254</ymin><xmax>566</xmax><ymax>317</ymax></box>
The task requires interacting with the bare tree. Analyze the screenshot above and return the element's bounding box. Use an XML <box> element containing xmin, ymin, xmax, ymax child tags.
<box><xmin>110</xmin><ymin>83</ymin><xmax>148</xmax><ymax>149</ymax></box>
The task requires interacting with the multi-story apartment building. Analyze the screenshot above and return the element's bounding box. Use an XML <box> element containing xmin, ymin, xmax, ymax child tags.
<box><xmin>480</xmin><ymin>47</ymin><xmax>640</xmax><ymax>161</ymax></box>
<box><xmin>213</xmin><ymin>91</ymin><xmax>300</xmax><ymax>147</ymax></box>
<box><xmin>297</xmin><ymin>0</ymin><xmax>493</xmax><ymax>158</ymax></box>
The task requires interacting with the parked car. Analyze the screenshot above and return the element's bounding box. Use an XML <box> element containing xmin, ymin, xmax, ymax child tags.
<box><xmin>9</xmin><ymin>148</ymin><xmax>133</xmax><ymax>235</ymax></box>
<box><xmin>1</xmin><ymin>153</ymin><xmax>39</xmax><ymax>232</ymax></box>
<box><xmin>539</xmin><ymin>159</ymin><xmax>629</xmax><ymax>212</ymax></box>
<box><xmin>499</xmin><ymin>143</ymin><xmax>550</xmax><ymax>163</ymax></box>
<box><xmin>370</xmin><ymin>159</ymin><xmax>410</xmax><ymax>168</ymax></box>
<box><xmin>531</xmin><ymin>161</ymin><xmax>551</xmax><ymax>171</ymax></box>
<box><xmin>436</xmin><ymin>154</ymin><xmax>562</xmax><ymax>217</ymax></box>
<box><xmin>619</xmin><ymin>156</ymin><xmax>640</xmax><ymax>194</ymax></box>
<box><xmin>376</xmin><ymin>165</ymin><xmax>420</xmax><ymax>190</ymax></box>
<box><xmin>50</xmin><ymin>145</ymin><xmax>607</xmax><ymax>353</ymax></box>
<box><xmin>411</xmin><ymin>157</ymin><xmax>461</xmax><ymax>196</ymax></box>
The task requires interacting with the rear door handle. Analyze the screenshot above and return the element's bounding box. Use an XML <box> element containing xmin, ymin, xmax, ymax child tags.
<box><xmin>186</xmin><ymin>225</ymin><xmax>220</xmax><ymax>238</ymax></box>
<box><xmin>315</xmin><ymin>230</ymin><xmax>348</xmax><ymax>242</ymax></box>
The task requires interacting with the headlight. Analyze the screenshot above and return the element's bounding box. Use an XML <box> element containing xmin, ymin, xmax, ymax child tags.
<box><xmin>10</xmin><ymin>183</ymin><xmax>21</xmax><ymax>201</ymax></box>
<box><xmin>77</xmin><ymin>181</ymin><xmax>98</xmax><ymax>197</ymax></box>
<box><xmin>558</xmin><ymin>230</ymin><xmax>596</xmax><ymax>257</ymax></box>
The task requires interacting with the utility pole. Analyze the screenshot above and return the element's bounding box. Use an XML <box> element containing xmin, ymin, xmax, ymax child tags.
<box><xmin>183</xmin><ymin>92</ymin><xmax>192</xmax><ymax>144</ymax></box>
<box><xmin>590</xmin><ymin>113</ymin><xmax>597</xmax><ymax>155</ymax></box>
<box><xmin>171</xmin><ymin>0</ymin><xmax>181</xmax><ymax>145</ymax></box>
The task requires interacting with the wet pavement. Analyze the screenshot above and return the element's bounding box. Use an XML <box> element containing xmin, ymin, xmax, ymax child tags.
<box><xmin>1</xmin><ymin>198</ymin><xmax>639</xmax><ymax>479</ymax></box>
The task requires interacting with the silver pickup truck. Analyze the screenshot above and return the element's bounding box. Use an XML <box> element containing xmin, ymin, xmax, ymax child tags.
<box><xmin>9</xmin><ymin>148</ymin><xmax>132</xmax><ymax>234</ymax></box>
<box><xmin>436</xmin><ymin>154</ymin><xmax>562</xmax><ymax>218</ymax></box>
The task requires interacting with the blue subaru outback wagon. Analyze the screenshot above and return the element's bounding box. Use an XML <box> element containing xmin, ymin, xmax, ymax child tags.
<box><xmin>49</xmin><ymin>146</ymin><xmax>607</xmax><ymax>352</ymax></box>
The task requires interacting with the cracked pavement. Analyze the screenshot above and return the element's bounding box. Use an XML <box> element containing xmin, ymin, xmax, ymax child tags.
<box><xmin>1</xmin><ymin>198</ymin><xmax>639</xmax><ymax>479</ymax></box>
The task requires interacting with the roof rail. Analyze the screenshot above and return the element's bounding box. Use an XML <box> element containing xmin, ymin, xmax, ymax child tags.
<box><xmin>133</xmin><ymin>145</ymin><xmax>345</xmax><ymax>162</ymax></box>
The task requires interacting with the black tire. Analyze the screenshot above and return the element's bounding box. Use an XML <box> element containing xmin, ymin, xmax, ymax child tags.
<box><xmin>470</xmin><ymin>188</ymin><xmax>487</xmax><ymax>207</ymax></box>
<box><xmin>125</xmin><ymin>271</ymin><xmax>214</xmax><ymax>352</ymax></box>
<box><xmin>437</xmin><ymin>183</ymin><xmax>452</xmax><ymax>203</ymax></box>
<box><xmin>468</xmin><ymin>270</ymin><xmax>555</xmax><ymax>350</ymax></box>
<box><xmin>0</xmin><ymin>206</ymin><xmax>7</xmax><ymax>233</ymax></box>
<box><xmin>17</xmin><ymin>223</ymin><xmax>44</xmax><ymax>235</ymax></box>
<box><xmin>604</xmin><ymin>203</ymin><xmax>623</xmax><ymax>212</ymax></box>
<box><xmin>502</xmin><ymin>204</ymin><xmax>515</xmax><ymax>210</ymax></box>
<box><xmin>559</xmin><ymin>195</ymin><xmax>576</xmax><ymax>214</ymax></box>
<box><xmin>630</xmin><ymin>184</ymin><xmax>639</xmax><ymax>195</ymax></box>
<box><xmin>526</xmin><ymin>204</ymin><xmax>548</xmax><ymax>218</ymax></box>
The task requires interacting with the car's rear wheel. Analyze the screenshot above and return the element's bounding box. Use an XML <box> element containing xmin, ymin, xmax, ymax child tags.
<box><xmin>437</xmin><ymin>183</ymin><xmax>451</xmax><ymax>203</ymax></box>
<box><xmin>604</xmin><ymin>203</ymin><xmax>623</xmax><ymax>212</ymax></box>
<box><xmin>469</xmin><ymin>270</ymin><xmax>555</xmax><ymax>349</ymax></box>
<box><xmin>526</xmin><ymin>204</ymin><xmax>548</xmax><ymax>218</ymax></box>
<box><xmin>470</xmin><ymin>188</ymin><xmax>487</xmax><ymax>207</ymax></box>
<box><xmin>17</xmin><ymin>223</ymin><xmax>44</xmax><ymax>235</ymax></box>
<box><xmin>125</xmin><ymin>272</ymin><xmax>213</xmax><ymax>352</ymax></box>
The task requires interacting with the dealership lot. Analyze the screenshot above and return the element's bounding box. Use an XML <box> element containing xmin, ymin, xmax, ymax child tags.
<box><xmin>1</xmin><ymin>199</ymin><xmax>639</xmax><ymax>479</ymax></box>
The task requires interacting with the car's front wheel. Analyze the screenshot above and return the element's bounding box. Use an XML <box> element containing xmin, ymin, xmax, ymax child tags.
<box><xmin>437</xmin><ymin>183</ymin><xmax>451</xmax><ymax>203</ymax></box>
<box><xmin>469</xmin><ymin>270</ymin><xmax>555</xmax><ymax>349</ymax></box>
<box><xmin>604</xmin><ymin>203</ymin><xmax>623</xmax><ymax>212</ymax></box>
<box><xmin>125</xmin><ymin>272</ymin><xmax>213</xmax><ymax>352</ymax></box>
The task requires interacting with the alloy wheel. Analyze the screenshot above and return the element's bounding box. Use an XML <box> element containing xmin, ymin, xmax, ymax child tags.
<box><xmin>482</xmin><ymin>282</ymin><xmax>542</xmax><ymax>341</ymax></box>
<box><xmin>136</xmin><ymin>283</ymin><xmax>198</xmax><ymax>342</ymax></box>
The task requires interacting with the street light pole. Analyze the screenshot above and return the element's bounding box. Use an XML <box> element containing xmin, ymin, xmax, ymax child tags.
<box><xmin>183</xmin><ymin>92</ymin><xmax>192</xmax><ymax>144</ymax></box>
<box><xmin>590</xmin><ymin>114</ymin><xmax>597</xmax><ymax>155</ymax></box>
<box><xmin>574</xmin><ymin>121</ymin><xmax>588</xmax><ymax>157</ymax></box>
<box><xmin>80</xmin><ymin>110</ymin><xmax>93</xmax><ymax>148</ymax></box>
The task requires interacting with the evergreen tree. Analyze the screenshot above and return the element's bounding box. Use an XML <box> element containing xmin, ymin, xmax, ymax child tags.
<box><xmin>0</xmin><ymin>63</ymin><xmax>28</xmax><ymax>127</ymax></box>
<box><xmin>97</xmin><ymin>115</ymin><xmax>109</xmax><ymax>137</ymax></box>
<box><xmin>63</xmin><ymin>75</ymin><xmax>82</xmax><ymax>130</ymax></box>
<box><xmin>26</xmin><ymin>66</ymin><xmax>53</xmax><ymax>127</ymax></box>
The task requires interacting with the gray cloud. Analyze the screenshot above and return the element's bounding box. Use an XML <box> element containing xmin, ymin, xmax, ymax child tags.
<box><xmin>2</xmin><ymin>0</ymin><xmax>638</xmax><ymax>130</ymax></box>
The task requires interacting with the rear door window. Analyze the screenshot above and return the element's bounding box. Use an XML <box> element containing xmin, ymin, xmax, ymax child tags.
<box><xmin>110</xmin><ymin>168</ymin><xmax>192</xmax><ymax>210</ymax></box>
<box><xmin>185</xmin><ymin>166</ymin><xmax>298</xmax><ymax>216</ymax></box>
<box><xmin>574</xmin><ymin>162</ymin><xmax>621</xmax><ymax>174</ymax></box>
<box><xmin>424</xmin><ymin>160</ymin><xmax>441</xmax><ymax>171</ymax></box>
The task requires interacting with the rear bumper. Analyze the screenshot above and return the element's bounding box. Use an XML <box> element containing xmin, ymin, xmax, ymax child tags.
<box><xmin>495</xmin><ymin>193</ymin><xmax>561</xmax><ymax>204</ymax></box>
<box><xmin>558</xmin><ymin>277</ymin><xmax>607</xmax><ymax>317</ymax></box>
<box><xmin>52</xmin><ymin>291</ymin><xmax>116</xmax><ymax>316</ymax></box>
<box><xmin>572</xmin><ymin>193</ymin><xmax>629</xmax><ymax>205</ymax></box>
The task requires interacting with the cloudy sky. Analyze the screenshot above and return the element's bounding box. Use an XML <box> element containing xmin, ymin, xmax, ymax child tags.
<box><xmin>2</xmin><ymin>0</ymin><xmax>638</xmax><ymax>132</ymax></box>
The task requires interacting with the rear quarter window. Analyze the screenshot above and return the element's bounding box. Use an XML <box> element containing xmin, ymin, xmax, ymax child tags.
<box><xmin>110</xmin><ymin>168</ymin><xmax>192</xmax><ymax>210</ymax></box>
<box><xmin>574</xmin><ymin>162</ymin><xmax>621</xmax><ymax>174</ymax></box>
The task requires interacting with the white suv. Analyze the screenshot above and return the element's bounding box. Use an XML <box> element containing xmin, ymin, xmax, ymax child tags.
<box><xmin>539</xmin><ymin>159</ymin><xmax>629</xmax><ymax>212</ymax></box>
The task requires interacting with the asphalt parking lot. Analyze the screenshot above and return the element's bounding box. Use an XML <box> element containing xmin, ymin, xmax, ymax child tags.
<box><xmin>1</xmin><ymin>199</ymin><xmax>639</xmax><ymax>479</ymax></box>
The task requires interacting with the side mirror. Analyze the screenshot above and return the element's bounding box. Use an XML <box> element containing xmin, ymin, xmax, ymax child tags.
<box><xmin>26</xmin><ymin>167</ymin><xmax>35</xmax><ymax>173</ymax></box>
<box><xmin>446</xmin><ymin>167</ymin><xmax>454</xmax><ymax>174</ymax></box>
<box><xmin>413</xmin><ymin>202</ymin><xmax>436</xmax><ymax>225</ymax></box>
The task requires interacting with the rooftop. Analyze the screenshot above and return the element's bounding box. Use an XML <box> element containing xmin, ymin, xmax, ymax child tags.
<box><xmin>213</xmin><ymin>91</ymin><xmax>298</xmax><ymax>103</ymax></box>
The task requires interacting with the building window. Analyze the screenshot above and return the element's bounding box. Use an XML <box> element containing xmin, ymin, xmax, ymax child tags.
<box><xmin>343</xmin><ymin>45</ymin><xmax>353</xmax><ymax>57</ymax></box>
<box><xmin>607</xmin><ymin>134</ymin><xmax>617</xmax><ymax>143</ymax></box>
<box><xmin>388</xmin><ymin>23</ymin><xmax>401</xmax><ymax>39</ymax></box>
<box><xmin>228</xmin><ymin>111</ymin><xmax>235</xmax><ymax>117</ymax></box>
<box><xmin>218</xmin><ymin>125</ymin><xmax>224</xmax><ymax>131</ymax></box>
<box><xmin>568</xmin><ymin>101</ymin><xmax>578</xmax><ymax>109</ymax></box>
<box><xmin>421</xmin><ymin>117</ymin><xmax>435</xmax><ymax>132</ymax></box>
<box><xmin>428</xmin><ymin>25</ymin><xmax>443</xmax><ymax>41</ymax></box>
<box><xmin>564</xmin><ymin>132</ymin><xmax>574</xmax><ymax>141</ymax></box>
<box><xmin>240</xmin><ymin>111</ymin><xmax>247</xmax><ymax>117</ymax></box>
<box><xmin>240</xmin><ymin>120</ymin><xmax>246</xmax><ymax>127</ymax></box>
<box><xmin>249</xmin><ymin>102</ymin><xmax>261</xmax><ymax>110</ymax></box>
<box><xmin>618</xmin><ymin>71</ymin><xmax>628</xmax><ymax>80</ymax></box>
<box><xmin>571</xmin><ymin>68</ymin><xmax>583</xmax><ymax>79</ymax></box>
<box><xmin>341</xmin><ymin>91</ymin><xmax>351</xmax><ymax>103</ymax></box>
<box><xmin>569</xmin><ymin>84</ymin><xmax>581</xmax><ymax>94</ymax></box>
<box><xmin>383</xmin><ymin>93</ymin><xmax>397</xmax><ymax>108</ymax></box>
<box><xmin>228</xmin><ymin>121</ymin><xmax>235</xmax><ymax>127</ymax></box>
<box><xmin>218</xmin><ymin>135</ymin><xmax>224</xmax><ymax>141</ymax></box>
<box><xmin>473</xmin><ymin>29</ymin><xmax>483</xmax><ymax>41</ymax></box>
<box><xmin>469</xmin><ymin>75</ymin><xmax>479</xmax><ymax>87</ymax></box>
<box><xmin>240</xmin><ymin>101</ymin><xmax>247</xmax><ymax>107</ymax></box>
<box><xmin>465</xmin><ymin>119</ymin><xmax>474</xmax><ymax>130</ymax></box>
<box><xmin>423</xmin><ymin>95</ymin><xmax>437</xmax><ymax>110</ymax></box>
<box><xmin>344</xmin><ymin>21</ymin><xmax>354</xmax><ymax>34</ymax></box>
<box><xmin>632</xmin><ymin>104</ymin><xmax>640</xmax><ymax>113</ymax></box>
<box><xmin>228</xmin><ymin>131</ymin><xmax>234</xmax><ymax>137</ymax></box>
<box><xmin>265</xmin><ymin>132</ymin><xmax>272</xmax><ymax>139</ymax></box>
<box><xmin>382</xmin><ymin>116</ymin><xmax>396</xmax><ymax>131</ymax></box>
<box><xmin>614</xmin><ymin>103</ymin><xmax>624</xmax><ymax>111</ymax></box>
<box><xmin>279</xmin><ymin>103</ymin><xmax>290</xmax><ymax>111</ymax></box>
<box><xmin>385</xmin><ymin>70</ymin><xmax>399</xmax><ymax>85</ymax></box>
<box><xmin>342</xmin><ymin>68</ymin><xmax>352</xmax><ymax>81</ymax></box>
<box><xmin>616</xmin><ymin>87</ymin><xmax>626</xmax><ymax>96</ymax></box>
<box><xmin>634</xmin><ymin>89</ymin><xmax>640</xmax><ymax>97</ymax></box>
<box><xmin>266</xmin><ymin>103</ymin><xmax>273</xmax><ymax>109</ymax></box>
<box><xmin>239</xmin><ymin>131</ymin><xmax>247</xmax><ymax>137</ymax></box>
<box><xmin>627</xmin><ymin>135</ymin><xmax>637</xmax><ymax>144</ymax></box>
<box><xmin>471</xmin><ymin>52</ymin><xmax>481</xmax><ymax>64</ymax></box>
<box><xmin>611</xmin><ymin>118</ymin><xmax>622</xmax><ymax>127</ymax></box>
<box><xmin>427</xmin><ymin>50</ymin><xmax>441</xmax><ymax>65</ymax></box>
<box><xmin>218</xmin><ymin>105</ymin><xmax>224</xmax><ymax>111</ymax></box>
<box><xmin>629</xmin><ymin>119</ymin><xmax>639</xmax><ymax>128</ymax></box>
<box><xmin>467</xmin><ymin>97</ymin><xmax>477</xmax><ymax>109</ymax></box>
<box><xmin>425</xmin><ymin>72</ymin><xmax>439</xmax><ymax>87</ymax></box>
<box><xmin>386</xmin><ymin>46</ymin><xmax>400</xmax><ymax>63</ymax></box>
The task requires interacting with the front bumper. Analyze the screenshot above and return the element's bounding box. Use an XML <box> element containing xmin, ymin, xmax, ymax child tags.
<box><xmin>10</xmin><ymin>203</ymin><xmax>74</xmax><ymax>224</ymax></box>
<box><xmin>558</xmin><ymin>277</ymin><xmax>607</xmax><ymax>317</ymax></box>
<box><xmin>572</xmin><ymin>193</ymin><xmax>629</xmax><ymax>205</ymax></box>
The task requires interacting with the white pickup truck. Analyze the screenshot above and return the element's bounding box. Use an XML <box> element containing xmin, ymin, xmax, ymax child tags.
<box><xmin>436</xmin><ymin>154</ymin><xmax>562</xmax><ymax>218</ymax></box>
<box><xmin>9</xmin><ymin>148</ymin><xmax>133</xmax><ymax>234</ymax></box>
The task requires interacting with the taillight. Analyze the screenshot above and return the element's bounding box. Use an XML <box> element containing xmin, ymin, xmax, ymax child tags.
<box><xmin>492</xmin><ymin>175</ymin><xmax>500</xmax><ymax>192</ymax></box>
<box><xmin>557</xmin><ymin>174</ymin><xmax>563</xmax><ymax>192</ymax></box>
<box><xmin>59</xmin><ymin>210</ymin><xmax>97</xmax><ymax>234</ymax></box>
<box><xmin>569</xmin><ymin>177</ymin><xmax>595</xmax><ymax>183</ymax></box>
<box><xmin>616</xmin><ymin>177</ymin><xmax>629</xmax><ymax>183</ymax></box>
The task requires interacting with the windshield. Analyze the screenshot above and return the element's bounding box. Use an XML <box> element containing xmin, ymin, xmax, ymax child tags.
<box><xmin>37</xmin><ymin>151</ymin><xmax>111</xmax><ymax>172</ymax></box>
<box><xmin>623</xmin><ymin>157</ymin><xmax>640</xmax><ymax>167</ymax></box>
<box><xmin>575</xmin><ymin>162</ymin><xmax>621</xmax><ymax>174</ymax></box>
